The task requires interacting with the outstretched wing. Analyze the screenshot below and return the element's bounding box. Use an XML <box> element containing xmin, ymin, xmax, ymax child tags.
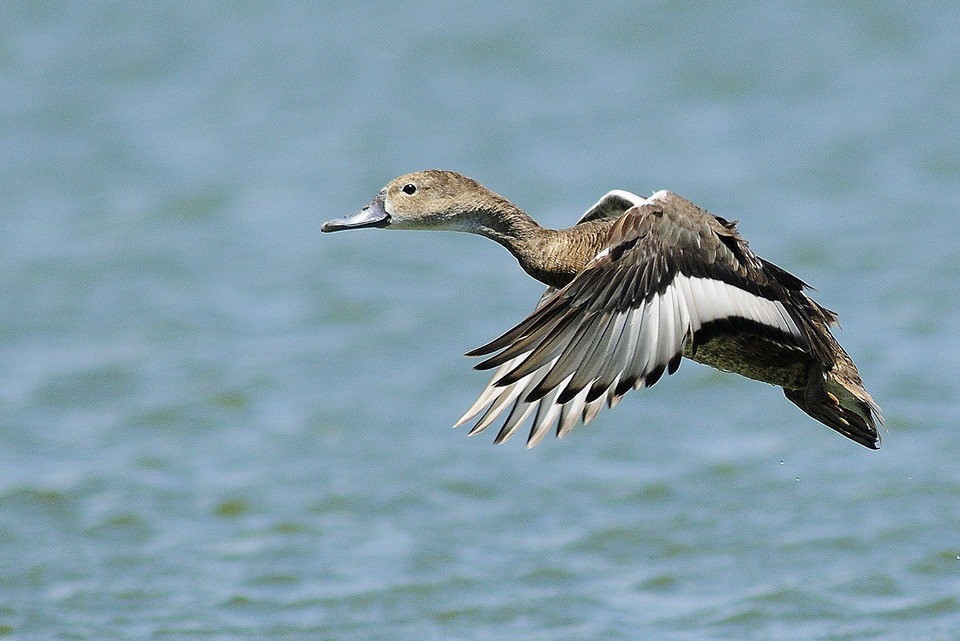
<box><xmin>457</xmin><ymin>190</ymin><xmax>823</xmax><ymax>447</ymax></box>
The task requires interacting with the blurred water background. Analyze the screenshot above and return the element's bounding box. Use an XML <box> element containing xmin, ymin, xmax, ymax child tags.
<box><xmin>2</xmin><ymin>2</ymin><xmax>959</xmax><ymax>639</ymax></box>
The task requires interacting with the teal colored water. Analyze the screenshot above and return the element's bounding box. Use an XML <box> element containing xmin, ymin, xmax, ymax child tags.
<box><xmin>2</xmin><ymin>3</ymin><xmax>959</xmax><ymax>639</ymax></box>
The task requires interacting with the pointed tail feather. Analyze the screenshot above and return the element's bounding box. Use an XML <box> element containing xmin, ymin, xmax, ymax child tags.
<box><xmin>783</xmin><ymin>369</ymin><xmax>882</xmax><ymax>449</ymax></box>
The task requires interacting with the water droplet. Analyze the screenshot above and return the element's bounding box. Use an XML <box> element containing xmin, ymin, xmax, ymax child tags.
<box><xmin>795</xmin><ymin>477</ymin><xmax>800</xmax><ymax>482</ymax></box>
<box><xmin>780</xmin><ymin>460</ymin><xmax>784</xmax><ymax>465</ymax></box>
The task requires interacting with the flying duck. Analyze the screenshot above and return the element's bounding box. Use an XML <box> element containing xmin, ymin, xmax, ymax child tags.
<box><xmin>322</xmin><ymin>170</ymin><xmax>883</xmax><ymax>449</ymax></box>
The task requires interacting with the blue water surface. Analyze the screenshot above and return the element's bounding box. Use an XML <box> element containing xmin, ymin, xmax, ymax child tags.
<box><xmin>1</xmin><ymin>3</ymin><xmax>959</xmax><ymax>640</ymax></box>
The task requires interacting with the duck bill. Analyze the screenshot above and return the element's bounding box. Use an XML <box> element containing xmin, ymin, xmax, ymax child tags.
<box><xmin>321</xmin><ymin>194</ymin><xmax>391</xmax><ymax>232</ymax></box>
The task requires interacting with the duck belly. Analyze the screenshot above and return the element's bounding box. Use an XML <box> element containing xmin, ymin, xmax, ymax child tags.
<box><xmin>683</xmin><ymin>332</ymin><xmax>811</xmax><ymax>390</ymax></box>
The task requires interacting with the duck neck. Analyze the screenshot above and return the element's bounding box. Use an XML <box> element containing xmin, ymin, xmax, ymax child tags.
<box><xmin>467</xmin><ymin>201</ymin><xmax>591</xmax><ymax>289</ymax></box>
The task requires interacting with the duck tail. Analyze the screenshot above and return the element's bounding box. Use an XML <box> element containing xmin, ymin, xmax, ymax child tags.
<box><xmin>783</xmin><ymin>365</ymin><xmax>883</xmax><ymax>450</ymax></box>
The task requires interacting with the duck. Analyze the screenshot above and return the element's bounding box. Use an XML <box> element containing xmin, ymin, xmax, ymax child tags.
<box><xmin>322</xmin><ymin>170</ymin><xmax>883</xmax><ymax>449</ymax></box>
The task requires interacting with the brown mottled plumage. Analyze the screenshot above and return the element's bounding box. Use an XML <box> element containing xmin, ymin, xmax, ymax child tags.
<box><xmin>323</xmin><ymin>170</ymin><xmax>883</xmax><ymax>449</ymax></box>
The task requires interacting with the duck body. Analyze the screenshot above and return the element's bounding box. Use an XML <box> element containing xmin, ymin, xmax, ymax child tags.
<box><xmin>323</xmin><ymin>170</ymin><xmax>882</xmax><ymax>449</ymax></box>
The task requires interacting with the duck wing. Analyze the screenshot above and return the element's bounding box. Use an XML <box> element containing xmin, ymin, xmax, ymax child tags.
<box><xmin>574</xmin><ymin>189</ymin><xmax>648</xmax><ymax>224</ymax></box>
<box><xmin>457</xmin><ymin>190</ymin><xmax>839</xmax><ymax>447</ymax></box>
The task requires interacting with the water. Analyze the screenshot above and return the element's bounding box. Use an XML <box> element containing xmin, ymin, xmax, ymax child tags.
<box><xmin>2</xmin><ymin>3</ymin><xmax>959</xmax><ymax>639</ymax></box>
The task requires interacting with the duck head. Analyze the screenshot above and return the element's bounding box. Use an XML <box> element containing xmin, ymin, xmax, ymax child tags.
<box><xmin>322</xmin><ymin>170</ymin><xmax>507</xmax><ymax>233</ymax></box>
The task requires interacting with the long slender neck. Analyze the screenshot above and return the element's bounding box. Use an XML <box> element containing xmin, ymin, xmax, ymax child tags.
<box><xmin>466</xmin><ymin>199</ymin><xmax>609</xmax><ymax>289</ymax></box>
<box><xmin>468</xmin><ymin>198</ymin><xmax>544</xmax><ymax>250</ymax></box>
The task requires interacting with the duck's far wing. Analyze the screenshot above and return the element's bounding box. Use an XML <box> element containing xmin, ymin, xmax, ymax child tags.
<box><xmin>574</xmin><ymin>189</ymin><xmax>647</xmax><ymax>224</ymax></box>
<box><xmin>457</xmin><ymin>191</ymin><xmax>809</xmax><ymax>447</ymax></box>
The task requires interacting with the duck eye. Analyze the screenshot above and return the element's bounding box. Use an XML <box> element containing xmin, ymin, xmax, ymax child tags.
<box><xmin>402</xmin><ymin>183</ymin><xmax>417</xmax><ymax>195</ymax></box>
